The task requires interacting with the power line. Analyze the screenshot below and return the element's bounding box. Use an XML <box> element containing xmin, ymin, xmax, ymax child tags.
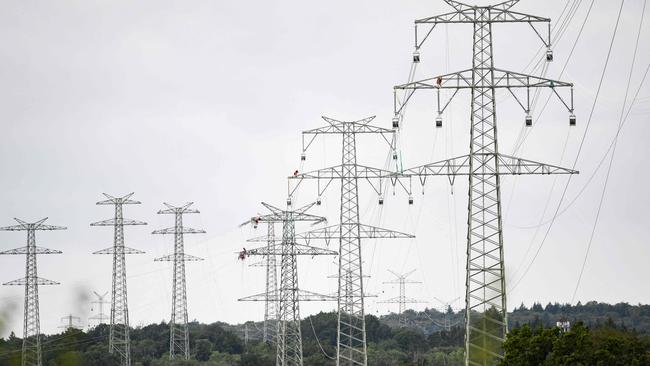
<box><xmin>511</xmin><ymin>0</ymin><xmax>627</xmax><ymax>292</ymax></box>
<box><xmin>572</xmin><ymin>0</ymin><xmax>647</xmax><ymax>302</ymax></box>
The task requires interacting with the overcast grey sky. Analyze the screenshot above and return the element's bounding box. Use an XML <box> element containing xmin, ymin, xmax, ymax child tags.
<box><xmin>0</xmin><ymin>0</ymin><xmax>649</xmax><ymax>336</ymax></box>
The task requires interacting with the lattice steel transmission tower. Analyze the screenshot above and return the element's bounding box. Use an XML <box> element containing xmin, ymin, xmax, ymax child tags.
<box><xmin>0</xmin><ymin>218</ymin><xmax>64</xmax><ymax>366</ymax></box>
<box><xmin>91</xmin><ymin>193</ymin><xmax>147</xmax><ymax>366</ymax></box>
<box><xmin>153</xmin><ymin>202</ymin><xmax>206</xmax><ymax>361</ymax></box>
<box><xmin>59</xmin><ymin>314</ymin><xmax>82</xmax><ymax>331</ymax></box>
<box><xmin>239</xmin><ymin>202</ymin><xmax>337</xmax><ymax>366</ymax></box>
<box><xmin>240</xmin><ymin>219</ymin><xmax>279</xmax><ymax>345</ymax></box>
<box><xmin>288</xmin><ymin>116</ymin><xmax>414</xmax><ymax>366</ymax></box>
<box><xmin>392</xmin><ymin>1</ymin><xmax>578</xmax><ymax>364</ymax></box>
<box><xmin>89</xmin><ymin>291</ymin><xmax>110</xmax><ymax>326</ymax></box>
<box><xmin>379</xmin><ymin>269</ymin><xmax>425</xmax><ymax>325</ymax></box>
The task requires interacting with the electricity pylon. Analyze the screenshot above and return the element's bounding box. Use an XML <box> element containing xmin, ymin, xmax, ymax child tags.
<box><xmin>91</xmin><ymin>193</ymin><xmax>147</xmax><ymax>366</ymax></box>
<box><xmin>379</xmin><ymin>269</ymin><xmax>425</xmax><ymax>325</ymax></box>
<box><xmin>392</xmin><ymin>1</ymin><xmax>577</xmax><ymax>364</ymax></box>
<box><xmin>431</xmin><ymin>297</ymin><xmax>461</xmax><ymax>332</ymax></box>
<box><xmin>239</xmin><ymin>219</ymin><xmax>279</xmax><ymax>345</ymax></box>
<box><xmin>0</xmin><ymin>218</ymin><xmax>64</xmax><ymax>366</ymax></box>
<box><xmin>153</xmin><ymin>202</ymin><xmax>206</xmax><ymax>360</ymax></box>
<box><xmin>59</xmin><ymin>314</ymin><xmax>82</xmax><ymax>331</ymax></box>
<box><xmin>89</xmin><ymin>291</ymin><xmax>110</xmax><ymax>326</ymax></box>
<box><xmin>239</xmin><ymin>202</ymin><xmax>337</xmax><ymax>366</ymax></box>
<box><xmin>288</xmin><ymin>116</ymin><xmax>414</xmax><ymax>366</ymax></box>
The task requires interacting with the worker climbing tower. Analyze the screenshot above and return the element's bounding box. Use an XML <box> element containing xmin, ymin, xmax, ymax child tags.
<box><xmin>153</xmin><ymin>203</ymin><xmax>206</xmax><ymax>360</ymax></box>
<box><xmin>91</xmin><ymin>193</ymin><xmax>147</xmax><ymax>366</ymax></box>
<box><xmin>288</xmin><ymin>116</ymin><xmax>414</xmax><ymax>366</ymax></box>
<box><xmin>378</xmin><ymin>269</ymin><xmax>425</xmax><ymax>325</ymax></box>
<box><xmin>0</xmin><ymin>218</ymin><xmax>64</xmax><ymax>366</ymax></box>
<box><xmin>239</xmin><ymin>202</ymin><xmax>337</xmax><ymax>366</ymax></box>
<box><xmin>392</xmin><ymin>1</ymin><xmax>578</xmax><ymax>364</ymax></box>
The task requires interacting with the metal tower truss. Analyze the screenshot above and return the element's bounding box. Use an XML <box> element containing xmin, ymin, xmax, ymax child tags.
<box><xmin>391</xmin><ymin>1</ymin><xmax>578</xmax><ymax>364</ymax></box>
<box><xmin>288</xmin><ymin>116</ymin><xmax>414</xmax><ymax>366</ymax></box>
<box><xmin>59</xmin><ymin>314</ymin><xmax>82</xmax><ymax>331</ymax></box>
<box><xmin>89</xmin><ymin>291</ymin><xmax>110</xmax><ymax>326</ymax></box>
<box><xmin>239</xmin><ymin>202</ymin><xmax>336</xmax><ymax>366</ymax></box>
<box><xmin>239</xmin><ymin>221</ymin><xmax>280</xmax><ymax>345</ymax></box>
<box><xmin>152</xmin><ymin>202</ymin><xmax>206</xmax><ymax>360</ymax></box>
<box><xmin>91</xmin><ymin>193</ymin><xmax>147</xmax><ymax>366</ymax></box>
<box><xmin>0</xmin><ymin>217</ymin><xmax>64</xmax><ymax>366</ymax></box>
<box><xmin>378</xmin><ymin>269</ymin><xmax>426</xmax><ymax>325</ymax></box>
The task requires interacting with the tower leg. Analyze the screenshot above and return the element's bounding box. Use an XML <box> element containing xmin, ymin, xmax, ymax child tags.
<box><xmin>464</xmin><ymin>15</ymin><xmax>507</xmax><ymax>366</ymax></box>
<box><xmin>337</xmin><ymin>128</ymin><xmax>367</xmax><ymax>366</ymax></box>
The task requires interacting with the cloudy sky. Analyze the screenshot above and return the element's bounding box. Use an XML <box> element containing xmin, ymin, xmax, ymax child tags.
<box><xmin>0</xmin><ymin>0</ymin><xmax>649</xmax><ymax>336</ymax></box>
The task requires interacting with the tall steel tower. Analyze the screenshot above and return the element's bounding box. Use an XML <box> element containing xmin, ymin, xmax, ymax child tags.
<box><xmin>59</xmin><ymin>314</ymin><xmax>82</xmax><ymax>331</ymax></box>
<box><xmin>392</xmin><ymin>1</ymin><xmax>577</xmax><ymax>364</ymax></box>
<box><xmin>379</xmin><ymin>269</ymin><xmax>425</xmax><ymax>325</ymax></box>
<box><xmin>288</xmin><ymin>116</ymin><xmax>414</xmax><ymax>366</ymax></box>
<box><xmin>153</xmin><ymin>202</ymin><xmax>206</xmax><ymax>360</ymax></box>
<box><xmin>89</xmin><ymin>291</ymin><xmax>110</xmax><ymax>326</ymax></box>
<box><xmin>239</xmin><ymin>202</ymin><xmax>337</xmax><ymax>366</ymax></box>
<box><xmin>240</xmin><ymin>220</ymin><xmax>279</xmax><ymax>345</ymax></box>
<box><xmin>91</xmin><ymin>193</ymin><xmax>147</xmax><ymax>366</ymax></box>
<box><xmin>0</xmin><ymin>218</ymin><xmax>65</xmax><ymax>366</ymax></box>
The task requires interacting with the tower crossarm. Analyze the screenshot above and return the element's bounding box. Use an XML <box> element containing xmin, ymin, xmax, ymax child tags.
<box><xmin>288</xmin><ymin>164</ymin><xmax>399</xmax><ymax>198</ymax></box>
<box><xmin>414</xmin><ymin>0</ymin><xmax>550</xmax><ymax>51</ymax></box>
<box><xmin>151</xmin><ymin>227</ymin><xmax>206</xmax><ymax>235</ymax></box>
<box><xmin>395</xmin><ymin>69</ymin><xmax>572</xmax><ymax>90</ymax></box>
<box><xmin>154</xmin><ymin>253</ymin><xmax>204</xmax><ymax>262</ymax></box>
<box><xmin>157</xmin><ymin>202</ymin><xmax>200</xmax><ymax>215</ymax></box>
<box><xmin>92</xmin><ymin>246</ymin><xmax>145</xmax><ymax>255</ymax></box>
<box><xmin>0</xmin><ymin>217</ymin><xmax>66</xmax><ymax>231</ymax></box>
<box><xmin>3</xmin><ymin>277</ymin><xmax>60</xmax><ymax>286</ymax></box>
<box><xmin>95</xmin><ymin>192</ymin><xmax>141</xmax><ymax>205</ymax></box>
<box><xmin>244</xmin><ymin>243</ymin><xmax>338</xmax><ymax>257</ymax></box>
<box><xmin>247</xmin><ymin>202</ymin><xmax>327</xmax><ymax>224</ymax></box>
<box><xmin>415</xmin><ymin>8</ymin><xmax>548</xmax><ymax>25</ymax></box>
<box><xmin>301</xmin><ymin>116</ymin><xmax>396</xmax><ymax>157</ymax></box>
<box><xmin>238</xmin><ymin>289</ymin><xmax>336</xmax><ymax>302</ymax></box>
<box><xmin>378</xmin><ymin>297</ymin><xmax>427</xmax><ymax>304</ymax></box>
<box><xmin>248</xmin><ymin>260</ymin><xmax>281</xmax><ymax>267</ymax></box>
<box><xmin>394</xmin><ymin>69</ymin><xmax>574</xmax><ymax>117</ymax></box>
<box><xmin>0</xmin><ymin>246</ymin><xmax>62</xmax><ymax>255</ymax></box>
<box><xmin>295</xmin><ymin>224</ymin><xmax>413</xmax><ymax>246</ymax></box>
<box><xmin>398</xmin><ymin>153</ymin><xmax>578</xmax><ymax>179</ymax></box>
<box><xmin>303</xmin><ymin>116</ymin><xmax>394</xmax><ymax>135</ymax></box>
<box><xmin>90</xmin><ymin>218</ymin><xmax>147</xmax><ymax>226</ymax></box>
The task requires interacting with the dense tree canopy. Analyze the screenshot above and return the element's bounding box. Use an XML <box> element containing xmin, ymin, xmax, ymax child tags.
<box><xmin>1</xmin><ymin>302</ymin><xmax>649</xmax><ymax>365</ymax></box>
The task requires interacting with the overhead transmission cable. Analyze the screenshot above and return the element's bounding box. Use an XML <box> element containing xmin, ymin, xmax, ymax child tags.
<box><xmin>510</xmin><ymin>0</ymin><xmax>628</xmax><ymax>292</ymax></box>
<box><xmin>571</xmin><ymin>0</ymin><xmax>647</xmax><ymax>302</ymax></box>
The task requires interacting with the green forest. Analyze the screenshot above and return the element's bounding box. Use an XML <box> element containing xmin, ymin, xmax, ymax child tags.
<box><xmin>1</xmin><ymin>302</ymin><xmax>650</xmax><ymax>365</ymax></box>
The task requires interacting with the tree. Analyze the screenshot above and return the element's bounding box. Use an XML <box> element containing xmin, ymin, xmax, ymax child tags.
<box><xmin>194</xmin><ymin>339</ymin><xmax>213</xmax><ymax>362</ymax></box>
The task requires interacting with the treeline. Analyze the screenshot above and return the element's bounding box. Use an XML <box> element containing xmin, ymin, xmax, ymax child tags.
<box><xmin>1</xmin><ymin>302</ymin><xmax>650</xmax><ymax>365</ymax></box>
<box><xmin>0</xmin><ymin>313</ymin><xmax>461</xmax><ymax>366</ymax></box>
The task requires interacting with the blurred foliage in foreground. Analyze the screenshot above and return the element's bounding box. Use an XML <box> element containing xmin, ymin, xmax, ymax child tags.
<box><xmin>1</xmin><ymin>302</ymin><xmax>650</xmax><ymax>365</ymax></box>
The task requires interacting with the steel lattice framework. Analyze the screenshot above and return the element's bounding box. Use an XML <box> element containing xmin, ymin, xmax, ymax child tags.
<box><xmin>240</xmin><ymin>221</ymin><xmax>280</xmax><ymax>345</ymax></box>
<box><xmin>0</xmin><ymin>218</ymin><xmax>64</xmax><ymax>366</ymax></box>
<box><xmin>89</xmin><ymin>291</ymin><xmax>110</xmax><ymax>326</ymax></box>
<box><xmin>378</xmin><ymin>269</ymin><xmax>425</xmax><ymax>325</ymax></box>
<box><xmin>91</xmin><ymin>193</ymin><xmax>147</xmax><ymax>366</ymax></box>
<box><xmin>153</xmin><ymin>203</ymin><xmax>205</xmax><ymax>360</ymax></box>
<box><xmin>239</xmin><ymin>202</ymin><xmax>337</xmax><ymax>366</ymax></box>
<box><xmin>392</xmin><ymin>1</ymin><xmax>578</xmax><ymax>364</ymax></box>
<box><xmin>288</xmin><ymin>116</ymin><xmax>414</xmax><ymax>366</ymax></box>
